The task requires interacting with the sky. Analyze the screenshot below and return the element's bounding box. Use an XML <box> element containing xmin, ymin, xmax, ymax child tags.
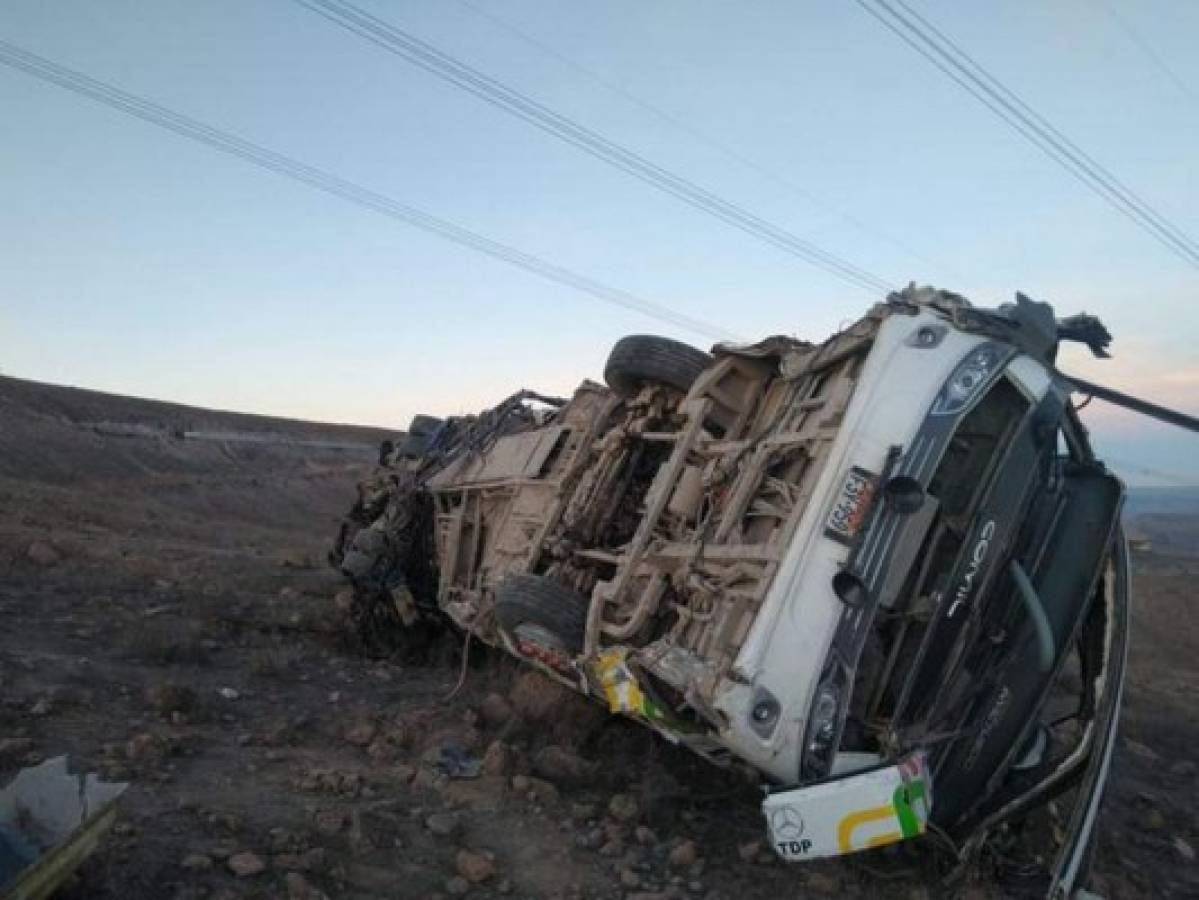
<box><xmin>1</xmin><ymin>0</ymin><xmax>1196</xmax><ymax>485</ymax></box>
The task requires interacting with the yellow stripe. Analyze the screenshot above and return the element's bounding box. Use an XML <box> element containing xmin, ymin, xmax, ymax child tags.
<box><xmin>837</xmin><ymin>804</ymin><xmax>898</xmax><ymax>853</ymax></box>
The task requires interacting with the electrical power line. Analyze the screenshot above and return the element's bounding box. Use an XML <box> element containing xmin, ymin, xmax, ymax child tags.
<box><xmin>293</xmin><ymin>0</ymin><xmax>896</xmax><ymax>295</ymax></box>
<box><xmin>1095</xmin><ymin>0</ymin><xmax>1198</xmax><ymax>106</ymax></box>
<box><xmin>856</xmin><ymin>0</ymin><xmax>1199</xmax><ymax>269</ymax></box>
<box><xmin>0</xmin><ymin>39</ymin><xmax>734</xmax><ymax>342</ymax></box>
<box><xmin>454</xmin><ymin>0</ymin><xmax>965</xmax><ymax>286</ymax></box>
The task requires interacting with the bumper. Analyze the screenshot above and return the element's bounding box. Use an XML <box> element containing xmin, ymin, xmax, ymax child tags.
<box><xmin>763</xmin><ymin>753</ymin><xmax>932</xmax><ymax>860</ymax></box>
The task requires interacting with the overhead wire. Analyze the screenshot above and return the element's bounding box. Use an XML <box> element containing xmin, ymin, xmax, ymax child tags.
<box><xmin>855</xmin><ymin>0</ymin><xmax>1199</xmax><ymax>269</ymax></box>
<box><xmin>0</xmin><ymin>38</ymin><xmax>734</xmax><ymax>342</ymax></box>
<box><xmin>1094</xmin><ymin>0</ymin><xmax>1198</xmax><ymax>106</ymax></box>
<box><xmin>889</xmin><ymin>0</ymin><xmax>1199</xmax><ymax>263</ymax></box>
<box><xmin>453</xmin><ymin>0</ymin><xmax>964</xmax><ymax>286</ymax></box>
<box><xmin>292</xmin><ymin>0</ymin><xmax>896</xmax><ymax>295</ymax></box>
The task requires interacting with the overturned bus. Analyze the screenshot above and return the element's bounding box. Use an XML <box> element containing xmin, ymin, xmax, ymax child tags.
<box><xmin>332</xmin><ymin>286</ymin><xmax>1129</xmax><ymax>897</ymax></box>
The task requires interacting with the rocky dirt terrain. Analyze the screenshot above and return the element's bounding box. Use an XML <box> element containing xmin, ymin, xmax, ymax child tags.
<box><xmin>1</xmin><ymin>376</ymin><xmax>1196</xmax><ymax>899</ymax></box>
<box><xmin>1124</xmin><ymin>487</ymin><xmax>1199</xmax><ymax>561</ymax></box>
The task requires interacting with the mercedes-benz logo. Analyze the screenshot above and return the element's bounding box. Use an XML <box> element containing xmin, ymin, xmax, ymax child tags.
<box><xmin>771</xmin><ymin>807</ymin><xmax>804</xmax><ymax>841</ymax></box>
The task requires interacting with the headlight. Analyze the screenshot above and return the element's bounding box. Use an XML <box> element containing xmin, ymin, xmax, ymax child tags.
<box><xmin>930</xmin><ymin>343</ymin><xmax>1004</xmax><ymax>417</ymax></box>
<box><xmin>809</xmin><ymin>685</ymin><xmax>840</xmax><ymax>746</ymax></box>
<box><xmin>801</xmin><ymin>668</ymin><xmax>848</xmax><ymax>780</ymax></box>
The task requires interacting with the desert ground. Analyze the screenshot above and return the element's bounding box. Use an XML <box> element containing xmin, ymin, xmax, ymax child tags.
<box><xmin>1</xmin><ymin>375</ymin><xmax>1196</xmax><ymax>899</ymax></box>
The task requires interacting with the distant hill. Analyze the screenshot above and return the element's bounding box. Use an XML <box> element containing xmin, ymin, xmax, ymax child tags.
<box><xmin>1124</xmin><ymin>486</ymin><xmax>1199</xmax><ymax>558</ymax></box>
<box><xmin>0</xmin><ymin>375</ymin><xmax>400</xmax><ymax>484</ymax></box>
<box><xmin>0</xmin><ymin>375</ymin><xmax>395</xmax><ymax>444</ymax></box>
<box><xmin>1124</xmin><ymin>486</ymin><xmax>1199</xmax><ymax>519</ymax></box>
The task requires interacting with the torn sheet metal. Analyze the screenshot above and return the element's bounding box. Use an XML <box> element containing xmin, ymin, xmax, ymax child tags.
<box><xmin>0</xmin><ymin>756</ymin><xmax>127</xmax><ymax>900</ymax></box>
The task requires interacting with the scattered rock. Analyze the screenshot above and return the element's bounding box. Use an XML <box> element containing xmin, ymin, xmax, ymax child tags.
<box><xmin>1170</xmin><ymin>759</ymin><xmax>1198</xmax><ymax>777</ymax></box>
<box><xmin>333</xmin><ymin>588</ymin><xmax>355</xmax><ymax>614</ymax></box>
<box><xmin>425</xmin><ymin>724</ymin><xmax>483</xmax><ymax>757</ymax></box>
<box><xmin>669</xmin><ymin>840</ymin><xmax>699</xmax><ymax>869</ymax></box>
<box><xmin>227</xmin><ymin>851</ymin><xmax>266</xmax><ymax>877</ymax></box>
<box><xmin>384</xmin><ymin>720</ymin><xmax>410</xmax><ymax>747</ymax></box>
<box><xmin>608</xmin><ymin>793</ymin><xmax>640</xmax><ymax>823</ymax></box>
<box><xmin>512</xmin><ymin>774</ymin><xmax>558</xmax><ymax>805</ymax></box>
<box><xmin>279</xmin><ymin>550</ymin><xmax>314</xmax><ymax>569</ymax></box>
<box><xmin>446</xmin><ymin>875</ymin><xmax>471</xmax><ymax>896</ymax></box>
<box><xmin>426</xmin><ymin>812</ymin><xmax>462</xmax><ymax>838</ymax></box>
<box><xmin>181</xmin><ymin>853</ymin><xmax>213</xmax><ymax>871</ymax></box>
<box><xmin>208</xmin><ymin>839</ymin><xmax>239</xmax><ymax>860</ymax></box>
<box><xmin>479</xmin><ymin>693</ymin><xmax>514</xmax><ymax>727</ymax></box>
<box><xmin>345</xmin><ymin>721</ymin><xmax>377</xmax><ymax>747</ymax></box>
<box><xmin>509</xmin><ymin>671</ymin><xmax>570</xmax><ymax>723</ymax></box>
<box><xmin>455</xmin><ymin>849</ymin><xmax>497</xmax><ymax>883</ymax></box>
<box><xmin>481</xmin><ymin>740</ymin><xmax>511</xmax><ymax>776</ymax></box>
<box><xmin>394</xmin><ymin>763</ymin><xmax>417</xmax><ymax>784</ymax></box>
<box><xmin>411</xmin><ymin>768</ymin><xmax>443</xmax><ymax>793</ymax></box>
<box><xmin>285</xmin><ymin>871</ymin><xmax>329</xmax><ymax>900</ymax></box>
<box><xmin>737</xmin><ymin>840</ymin><xmax>762</xmax><ymax>863</ymax></box>
<box><xmin>532</xmin><ymin>745</ymin><xmax>596</xmax><ymax>783</ymax></box>
<box><xmin>270</xmin><ymin>826</ymin><xmax>305</xmax><ymax>853</ymax></box>
<box><xmin>635</xmin><ymin>825</ymin><xmax>658</xmax><ymax>846</ymax></box>
<box><xmin>145</xmin><ymin>682</ymin><xmax>196</xmax><ymax>715</ymax></box>
<box><xmin>218</xmin><ymin>687</ymin><xmax>240</xmax><ymax>701</ymax></box>
<box><xmin>577</xmin><ymin>827</ymin><xmax>604</xmax><ymax>850</ymax></box>
<box><xmin>444</xmin><ymin>775</ymin><xmax>509</xmax><ymax>810</ymax></box>
<box><xmin>297</xmin><ymin>767</ymin><xmax>363</xmax><ymax>796</ymax></box>
<box><xmin>313</xmin><ymin>808</ymin><xmax>349</xmax><ymax>836</ymax></box>
<box><xmin>1175</xmin><ymin>837</ymin><xmax>1196</xmax><ymax>862</ymax></box>
<box><xmin>620</xmin><ymin>867</ymin><xmax>642</xmax><ymax>888</ymax></box>
<box><xmin>803</xmin><ymin>871</ymin><xmax>840</xmax><ymax>894</ymax></box>
<box><xmin>366</xmin><ymin>739</ymin><xmax>396</xmax><ymax>764</ymax></box>
<box><xmin>26</xmin><ymin>540</ymin><xmax>61</xmax><ymax>566</ymax></box>
<box><xmin>29</xmin><ymin>698</ymin><xmax>52</xmax><ymax>717</ymax></box>
<box><xmin>125</xmin><ymin>732</ymin><xmax>166</xmax><ymax>762</ymax></box>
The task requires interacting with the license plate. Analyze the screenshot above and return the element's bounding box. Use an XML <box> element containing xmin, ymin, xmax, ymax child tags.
<box><xmin>824</xmin><ymin>465</ymin><xmax>877</xmax><ymax>545</ymax></box>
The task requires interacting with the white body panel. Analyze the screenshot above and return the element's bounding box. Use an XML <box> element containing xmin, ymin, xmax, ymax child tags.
<box><xmin>712</xmin><ymin>311</ymin><xmax>1053</xmax><ymax>783</ymax></box>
